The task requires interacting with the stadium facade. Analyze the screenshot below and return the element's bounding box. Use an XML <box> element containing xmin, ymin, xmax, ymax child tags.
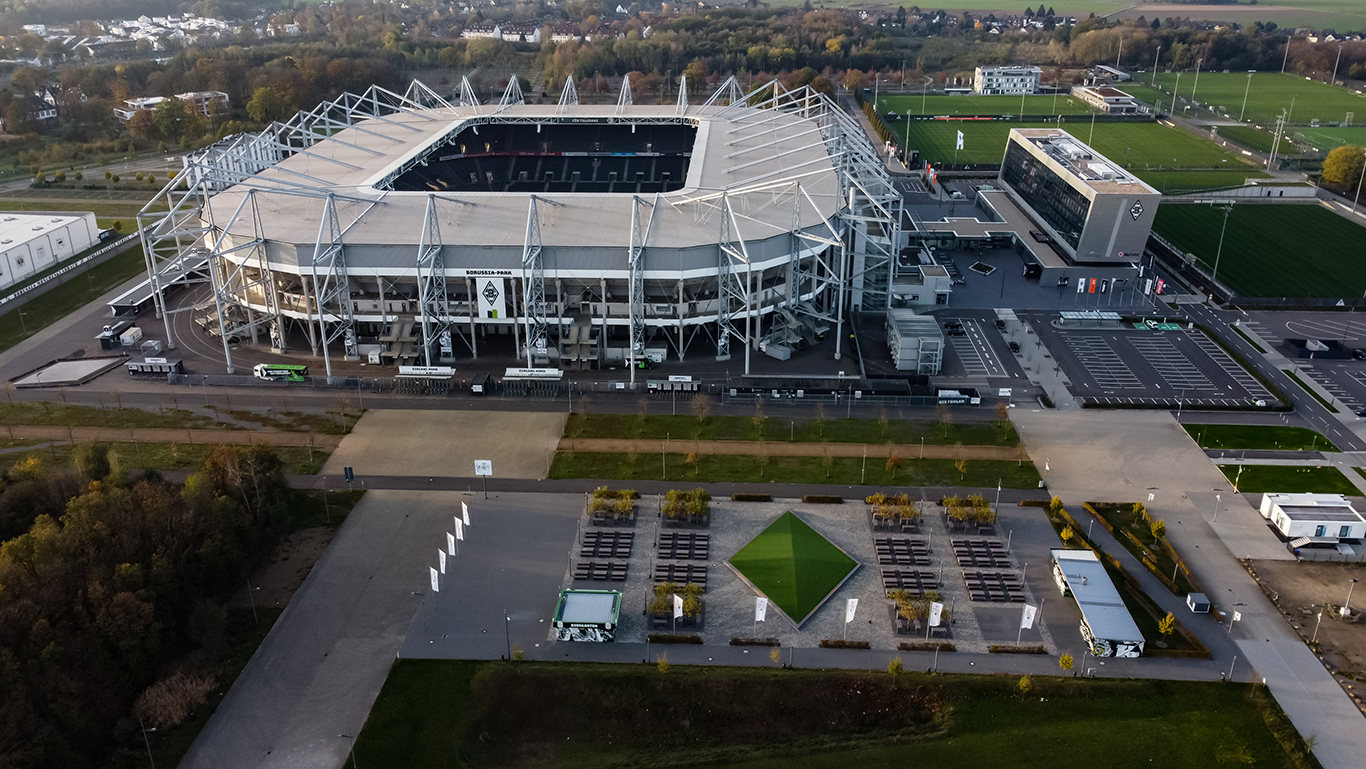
<box><xmin>137</xmin><ymin>77</ymin><xmax>901</xmax><ymax>381</ymax></box>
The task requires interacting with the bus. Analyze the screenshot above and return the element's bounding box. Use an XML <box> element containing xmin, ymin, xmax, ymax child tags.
<box><xmin>253</xmin><ymin>363</ymin><xmax>308</xmax><ymax>382</ymax></box>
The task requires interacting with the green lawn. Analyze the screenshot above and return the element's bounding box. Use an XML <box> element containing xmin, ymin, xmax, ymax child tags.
<box><xmin>0</xmin><ymin>440</ymin><xmax>329</xmax><ymax>475</ymax></box>
<box><xmin>1289</xmin><ymin>125</ymin><xmax>1366</xmax><ymax>152</ymax></box>
<box><xmin>548</xmin><ymin>452</ymin><xmax>1042</xmax><ymax>489</ymax></box>
<box><xmin>1219</xmin><ymin>464</ymin><xmax>1360</xmax><ymax>495</ymax></box>
<box><xmin>893</xmin><ymin>119</ymin><xmax>1265</xmax><ymax>190</ymax></box>
<box><xmin>1152</xmin><ymin>204</ymin><xmax>1366</xmax><ymax>298</ymax></box>
<box><xmin>872</xmin><ymin>93</ymin><xmax>1094</xmax><ymax>117</ymax></box>
<box><xmin>1182</xmin><ymin>423</ymin><xmax>1337</xmax><ymax>452</ymax></box>
<box><xmin>729</xmin><ymin>511</ymin><xmax>856</xmax><ymax>624</ymax></box>
<box><xmin>353</xmin><ymin>659</ymin><xmax>1316</xmax><ymax>769</ymax></box>
<box><xmin>1087</xmin><ymin>502</ymin><xmax>1199</xmax><ymax>595</ymax></box>
<box><xmin>1216</xmin><ymin>125</ymin><xmax>1298</xmax><ymax>156</ymax></box>
<box><xmin>1147</xmin><ymin>71</ymin><xmax>1366</xmax><ymax>126</ymax></box>
<box><xmin>564</xmin><ymin>413</ymin><xmax>1020</xmax><ymax>446</ymax></box>
<box><xmin>0</xmin><ymin>245</ymin><xmax>147</xmax><ymax>355</ymax></box>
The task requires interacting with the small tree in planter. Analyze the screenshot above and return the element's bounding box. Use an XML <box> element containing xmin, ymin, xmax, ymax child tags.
<box><xmin>663</xmin><ymin>488</ymin><xmax>711</xmax><ymax>526</ymax></box>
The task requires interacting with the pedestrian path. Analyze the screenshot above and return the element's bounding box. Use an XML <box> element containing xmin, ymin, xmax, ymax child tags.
<box><xmin>557</xmin><ymin>437</ymin><xmax>1024</xmax><ymax>460</ymax></box>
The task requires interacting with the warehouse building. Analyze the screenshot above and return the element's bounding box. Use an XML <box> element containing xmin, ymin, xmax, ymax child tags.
<box><xmin>0</xmin><ymin>212</ymin><xmax>100</xmax><ymax>291</ymax></box>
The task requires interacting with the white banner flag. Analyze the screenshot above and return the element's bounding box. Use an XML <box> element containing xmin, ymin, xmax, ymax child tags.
<box><xmin>455</xmin><ymin>517</ymin><xmax>464</xmax><ymax>541</ymax></box>
<box><xmin>1147</xmin><ymin>493</ymin><xmax>1155</xmax><ymax>503</ymax></box>
<box><xmin>429</xmin><ymin>566</ymin><xmax>439</xmax><ymax>592</ymax></box>
<box><xmin>755</xmin><ymin>597</ymin><xmax>768</xmax><ymax>622</ymax></box>
<box><xmin>673</xmin><ymin>594</ymin><xmax>684</xmax><ymax>619</ymax></box>
<box><xmin>462</xmin><ymin>501</ymin><xmax>471</xmax><ymax>526</ymax></box>
<box><xmin>956</xmin><ymin>129</ymin><xmax>965</xmax><ymax>150</ymax></box>
<box><xmin>929</xmin><ymin>601</ymin><xmax>944</xmax><ymax>627</ymax></box>
<box><xmin>845</xmin><ymin>598</ymin><xmax>858</xmax><ymax>623</ymax></box>
<box><xmin>438</xmin><ymin>548</ymin><xmax>446</xmax><ymax>574</ymax></box>
<box><xmin>1077</xmin><ymin>277</ymin><xmax>1086</xmax><ymax>294</ymax></box>
<box><xmin>1020</xmin><ymin>604</ymin><xmax>1037</xmax><ymax>629</ymax></box>
<box><xmin>1233</xmin><ymin>611</ymin><xmax>1242</xmax><ymax>622</ymax></box>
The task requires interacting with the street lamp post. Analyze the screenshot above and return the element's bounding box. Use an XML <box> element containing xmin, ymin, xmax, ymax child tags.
<box><xmin>1193</xmin><ymin>57</ymin><xmax>1203</xmax><ymax>102</ymax></box>
<box><xmin>1152</xmin><ymin>46</ymin><xmax>1161</xmax><ymax>86</ymax></box>
<box><xmin>1212</xmin><ymin>203</ymin><xmax>1233</xmax><ymax>283</ymax></box>
<box><xmin>1333</xmin><ymin>44</ymin><xmax>1343</xmax><ymax>84</ymax></box>
<box><xmin>1353</xmin><ymin>148</ymin><xmax>1366</xmax><ymax>214</ymax></box>
<box><xmin>1347</xmin><ymin>579</ymin><xmax>1360</xmax><ymax>616</ymax></box>
<box><xmin>139</xmin><ymin>720</ymin><xmax>156</xmax><ymax>769</ymax></box>
<box><xmin>504</xmin><ymin>610</ymin><xmax>512</xmax><ymax>660</ymax></box>
<box><xmin>338</xmin><ymin>734</ymin><xmax>359</xmax><ymax>769</ymax></box>
<box><xmin>1239</xmin><ymin>70</ymin><xmax>1254</xmax><ymax>121</ymax></box>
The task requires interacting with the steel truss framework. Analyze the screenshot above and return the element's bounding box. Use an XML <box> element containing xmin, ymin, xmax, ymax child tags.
<box><xmin>137</xmin><ymin>77</ymin><xmax>898</xmax><ymax>377</ymax></box>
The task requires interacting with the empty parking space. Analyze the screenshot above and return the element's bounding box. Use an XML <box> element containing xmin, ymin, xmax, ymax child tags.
<box><xmin>1024</xmin><ymin>313</ymin><xmax>1274</xmax><ymax>408</ymax></box>
<box><xmin>942</xmin><ymin>318</ymin><xmax>1008</xmax><ymax>379</ymax></box>
<box><xmin>1300</xmin><ymin>365</ymin><xmax>1366</xmax><ymax>412</ymax></box>
<box><xmin>1128</xmin><ymin>336</ymin><xmax>1214</xmax><ymax>392</ymax></box>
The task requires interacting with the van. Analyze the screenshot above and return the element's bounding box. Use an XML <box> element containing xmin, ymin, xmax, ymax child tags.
<box><xmin>470</xmin><ymin>372</ymin><xmax>490</xmax><ymax>394</ymax></box>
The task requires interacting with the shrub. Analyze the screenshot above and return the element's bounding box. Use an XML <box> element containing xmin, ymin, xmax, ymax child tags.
<box><xmin>802</xmin><ymin>494</ymin><xmax>843</xmax><ymax>504</ymax></box>
<box><xmin>819</xmin><ymin>639</ymin><xmax>870</xmax><ymax>649</ymax></box>
<box><xmin>899</xmin><ymin>641</ymin><xmax>955</xmax><ymax>652</ymax></box>
<box><xmin>648</xmin><ymin>634</ymin><xmax>702</xmax><ymax>644</ymax></box>
<box><xmin>989</xmin><ymin>645</ymin><xmax>1047</xmax><ymax>654</ymax></box>
<box><xmin>729</xmin><ymin>637</ymin><xmax>781</xmax><ymax>646</ymax></box>
<box><xmin>732</xmin><ymin>493</ymin><xmax>772</xmax><ymax>502</ymax></box>
<box><xmin>132</xmin><ymin>670</ymin><xmax>217</xmax><ymax>729</ymax></box>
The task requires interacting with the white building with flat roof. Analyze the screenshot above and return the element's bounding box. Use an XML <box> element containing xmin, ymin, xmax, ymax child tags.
<box><xmin>1259</xmin><ymin>493</ymin><xmax>1365</xmax><ymax>542</ymax></box>
<box><xmin>973</xmin><ymin>66</ymin><xmax>1042</xmax><ymax>95</ymax></box>
<box><xmin>0</xmin><ymin>212</ymin><xmax>100</xmax><ymax>291</ymax></box>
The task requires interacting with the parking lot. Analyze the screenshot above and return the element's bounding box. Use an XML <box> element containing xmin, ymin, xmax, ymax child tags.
<box><xmin>1022</xmin><ymin>312</ymin><xmax>1275</xmax><ymax>407</ymax></box>
<box><xmin>1241</xmin><ymin>311</ymin><xmax>1366</xmax><ymax>414</ymax></box>
<box><xmin>937</xmin><ymin>315</ymin><xmax>1012</xmax><ymax>380</ymax></box>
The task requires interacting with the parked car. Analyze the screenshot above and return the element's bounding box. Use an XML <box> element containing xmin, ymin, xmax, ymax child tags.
<box><xmin>1353</xmin><ymin>349</ymin><xmax>1366</xmax><ymax>361</ymax></box>
<box><xmin>947</xmin><ymin>328</ymin><xmax>966</xmax><ymax>336</ymax></box>
<box><xmin>943</xmin><ymin>320</ymin><xmax>964</xmax><ymax>330</ymax></box>
<box><xmin>1009</xmin><ymin>341</ymin><xmax>1021</xmax><ymax>353</ymax></box>
<box><xmin>996</xmin><ymin>319</ymin><xmax>1007</xmax><ymax>330</ymax></box>
<box><xmin>949</xmin><ymin>190</ymin><xmax>966</xmax><ymax>200</ymax></box>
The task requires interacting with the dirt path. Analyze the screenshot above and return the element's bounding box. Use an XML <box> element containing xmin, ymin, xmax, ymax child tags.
<box><xmin>557</xmin><ymin>437</ymin><xmax>1024</xmax><ymax>460</ymax></box>
<box><xmin>0</xmin><ymin>425</ymin><xmax>343</xmax><ymax>447</ymax></box>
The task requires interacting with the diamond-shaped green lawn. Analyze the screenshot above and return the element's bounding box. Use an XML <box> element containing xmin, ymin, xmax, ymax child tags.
<box><xmin>728</xmin><ymin>511</ymin><xmax>858</xmax><ymax>625</ymax></box>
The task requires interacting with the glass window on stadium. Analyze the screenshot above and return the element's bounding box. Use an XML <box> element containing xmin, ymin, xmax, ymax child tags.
<box><xmin>1000</xmin><ymin>141</ymin><xmax>1090</xmax><ymax>250</ymax></box>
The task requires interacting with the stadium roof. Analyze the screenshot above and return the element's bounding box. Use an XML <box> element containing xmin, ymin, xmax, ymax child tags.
<box><xmin>207</xmin><ymin>103</ymin><xmax>844</xmax><ymax>253</ymax></box>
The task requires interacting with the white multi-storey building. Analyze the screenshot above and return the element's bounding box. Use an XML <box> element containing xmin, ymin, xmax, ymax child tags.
<box><xmin>972</xmin><ymin>66</ymin><xmax>1042</xmax><ymax>95</ymax></box>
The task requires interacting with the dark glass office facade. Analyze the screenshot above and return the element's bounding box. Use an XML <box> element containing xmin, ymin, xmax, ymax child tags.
<box><xmin>1000</xmin><ymin>141</ymin><xmax>1090</xmax><ymax>250</ymax></box>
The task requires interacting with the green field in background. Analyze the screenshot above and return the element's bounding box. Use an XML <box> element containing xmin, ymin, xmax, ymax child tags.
<box><xmin>873</xmin><ymin>93</ymin><xmax>1094</xmax><ymax>116</ymax></box>
<box><xmin>1289</xmin><ymin>125</ymin><xmax>1366</xmax><ymax>151</ymax></box>
<box><xmin>1152</xmin><ymin>204</ymin><xmax>1366</xmax><ymax>298</ymax></box>
<box><xmin>1216</xmin><ymin>125</ymin><xmax>1297</xmax><ymax>155</ymax></box>
<box><xmin>1146</xmin><ymin>72</ymin><xmax>1366</xmax><ymax>126</ymax></box>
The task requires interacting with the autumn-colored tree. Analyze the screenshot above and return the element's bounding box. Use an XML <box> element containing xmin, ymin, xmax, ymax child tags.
<box><xmin>1321</xmin><ymin>144</ymin><xmax>1365</xmax><ymax>188</ymax></box>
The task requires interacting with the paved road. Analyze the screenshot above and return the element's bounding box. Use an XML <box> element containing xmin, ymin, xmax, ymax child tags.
<box><xmin>1181</xmin><ymin>303</ymin><xmax>1366</xmax><ymax>452</ymax></box>
<box><xmin>1014</xmin><ymin>408</ymin><xmax>1366</xmax><ymax>769</ymax></box>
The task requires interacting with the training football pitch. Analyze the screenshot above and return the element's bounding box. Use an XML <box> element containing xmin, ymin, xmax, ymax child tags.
<box><xmin>1288</xmin><ymin>125</ymin><xmax>1366</xmax><ymax>152</ymax></box>
<box><xmin>1152</xmin><ymin>204</ymin><xmax>1366</xmax><ymax>298</ymax></box>
<box><xmin>1146</xmin><ymin>72</ymin><xmax>1366</xmax><ymax>126</ymax></box>
<box><xmin>872</xmin><ymin>93</ymin><xmax>1094</xmax><ymax>116</ymax></box>
<box><xmin>894</xmin><ymin>119</ymin><xmax>1264</xmax><ymax>191</ymax></box>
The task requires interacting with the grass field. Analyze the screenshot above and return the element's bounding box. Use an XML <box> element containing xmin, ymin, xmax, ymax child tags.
<box><xmin>728</xmin><ymin>511</ymin><xmax>856</xmax><ymax>623</ymax></box>
<box><xmin>548</xmin><ymin>452</ymin><xmax>1043</xmax><ymax>489</ymax></box>
<box><xmin>1289</xmin><ymin>125</ymin><xmax>1366</xmax><ymax>152</ymax></box>
<box><xmin>1152</xmin><ymin>204</ymin><xmax>1366</xmax><ymax>298</ymax></box>
<box><xmin>895</xmin><ymin>119</ymin><xmax>1265</xmax><ymax>191</ymax></box>
<box><xmin>1219</xmin><ymin>464</ymin><xmax>1360</xmax><ymax>495</ymax></box>
<box><xmin>0</xmin><ymin>440</ymin><xmax>328</xmax><ymax>475</ymax></box>
<box><xmin>1182</xmin><ymin>423</ymin><xmax>1338</xmax><ymax>452</ymax></box>
<box><xmin>1216</xmin><ymin>125</ymin><xmax>1298</xmax><ymax>156</ymax></box>
<box><xmin>564</xmin><ymin>413</ymin><xmax>1020</xmax><ymax>446</ymax></box>
<box><xmin>1147</xmin><ymin>72</ymin><xmax>1366</xmax><ymax>127</ymax></box>
<box><xmin>353</xmin><ymin>659</ymin><xmax>1316</xmax><ymax>769</ymax></box>
<box><xmin>872</xmin><ymin>93</ymin><xmax>1094</xmax><ymax>117</ymax></box>
<box><xmin>0</xmin><ymin>245</ymin><xmax>147</xmax><ymax>354</ymax></box>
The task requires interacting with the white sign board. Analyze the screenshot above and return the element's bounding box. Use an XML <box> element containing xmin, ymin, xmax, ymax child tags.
<box><xmin>429</xmin><ymin>566</ymin><xmax>439</xmax><ymax>592</ymax></box>
<box><xmin>474</xmin><ymin>460</ymin><xmax>493</xmax><ymax>476</ymax></box>
<box><xmin>461</xmin><ymin>501</ymin><xmax>471</xmax><ymax>526</ymax></box>
<box><xmin>755</xmin><ymin>597</ymin><xmax>768</xmax><ymax>622</ymax></box>
<box><xmin>845</xmin><ymin>598</ymin><xmax>858</xmax><ymax>623</ymax></box>
<box><xmin>447</xmin><ymin>532</ymin><xmax>456</xmax><ymax>556</ymax></box>
<box><xmin>673</xmin><ymin>594</ymin><xmax>684</xmax><ymax>619</ymax></box>
<box><xmin>475</xmin><ymin>277</ymin><xmax>507</xmax><ymax>319</ymax></box>
<box><xmin>399</xmin><ymin>365</ymin><xmax>454</xmax><ymax>377</ymax></box>
<box><xmin>144</xmin><ymin>357</ymin><xmax>168</xmax><ymax>364</ymax></box>
<box><xmin>438</xmin><ymin>548</ymin><xmax>446</xmax><ymax>574</ymax></box>
<box><xmin>455</xmin><ymin>517</ymin><xmax>464</xmax><ymax>541</ymax></box>
<box><xmin>668</xmin><ymin>375</ymin><xmax>694</xmax><ymax>383</ymax></box>
<box><xmin>997</xmin><ymin>388</ymin><xmax>1012</xmax><ymax>397</ymax></box>
<box><xmin>929</xmin><ymin>601</ymin><xmax>944</xmax><ymax>627</ymax></box>
<box><xmin>1020</xmin><ymin>604</ymin><xmax>1037</xmax><ymax>629</ymax></box>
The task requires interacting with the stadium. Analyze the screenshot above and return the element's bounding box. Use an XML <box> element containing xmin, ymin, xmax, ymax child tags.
<box><xmin>135</xmin><ymin>77</ymin><xmax>900</xmax><ymax>381</ymax></box>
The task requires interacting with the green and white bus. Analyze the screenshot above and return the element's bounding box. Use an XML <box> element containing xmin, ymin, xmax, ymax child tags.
<box><xmin>253</xmin><ymin>363</ymin><xmax>308</xmax><ymax>382</ymax></box>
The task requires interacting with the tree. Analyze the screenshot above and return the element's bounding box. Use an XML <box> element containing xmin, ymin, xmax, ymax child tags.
<box><xmin>876</xmin><ymin>403</ymin><xmax>889</xmax><ymax>437</ymax></box>
<box><xmin>1158</xmin><ymin>612</ymin><xmax>1176</xmax><ymax>636</ymax></box>
<box><xmin>246</xmin><ymin>86</ymin><xmax>286</xmax><ymax>123</ymax></box>
<box><xmin>1150</xmin><ymin>519</ymin><xmax>1167</xmax><ymax>541</ymax></box>
<box><xmin>1321</xmin><ymin>144</ymin><xmax>1365</xmax><ymax>188</ymax></box>
<box><xmin>1018</xmin><ymin>675</ymin><xmax>1032</xmax><ymax>694</ymax></box>
<box><xmin>885</xmin><ymin>455</ymin><xmax>902</xmax><ymax>480</ymax></box>
<box><xmin>937</xmin><ymin>403</ymin><xmax>953</xmax><ymax>437</ymax></box>
<box><xmin>1060</xmin><ymin>525</ymin><xmax>1074</xmax><ymax>543</ymax></box>
<box><xmin>656</xmin><ymin>653</ymin><xmax>670</xmax><ymax>673</ymax></box>
<box><xmin>887</xmin><ymin>656</ymin><xmax>904</xmax><ymax>677</ymax></box>
<box><xmin>1059</xmin><ymin>653</ymin><xmax>1074</xmax><ymax>671</ymax></box>
<box><xmin>152</xmin><ymin>97</ymin><xmax>189</xmax><ymax>141</ymax></box>
<box><xmin>690</xmin><ymin>393</ymin><xmax>710</xmax><ymax>423</ymax></box>
<box><xmin>995</xmin><ymin>401</ymin><xmax>1010</xmax><ymax>424</ymax></box>
<box><xmin>814</xmin><ymin>402</ymin><xmax>826</xmax><ymax>436</ymax></box>
<box><xmin>752</xmin><ymin>401</ymin><xmax>766</xmax><ymax>438</ymax></box>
